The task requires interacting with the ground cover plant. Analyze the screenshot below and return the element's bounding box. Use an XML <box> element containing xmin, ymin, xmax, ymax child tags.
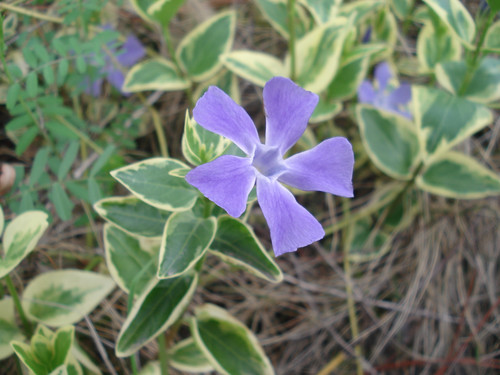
<box><xmin>0</xmin><ymin>0</ymin><xmax>500</xmax><ymax>374</ymax></box>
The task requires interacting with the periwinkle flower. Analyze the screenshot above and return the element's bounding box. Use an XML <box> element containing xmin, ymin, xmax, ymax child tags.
<box><xmin>186</xmin><ymin>77</ymin><xmax>354</xmax><ymax>256</ymax></box>
<box><xmin>86</xmin><ymin>27</ymin><xmax>145</xmax><ymax>97</ymax></box>
<box><xmin>358</xmin><ymin>62</ymin><xmax>412</xmax><ymax>119</ymax></box>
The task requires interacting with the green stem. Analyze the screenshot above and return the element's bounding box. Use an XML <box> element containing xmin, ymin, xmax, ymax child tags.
<box><xmin>162</xmin><ymin>24</ymin><xmax>194</xmax><ymax>106</ymax></box>
<box><xmin>157</xmin><ymin>334</ymin><xmax>170</xmax><ymax>375</ymax></box>
<box><xmin>130</xmin><ymin>355</ymin><xmax>139</xmax><ymax>375</ymax></box>
<box><xmin>137</xmin><ymin>94</ymin><xmax>169</xmax><ymax>157</ymax></box>
<box><xmin>341</xmin><ymin>199</ymin><xmax>363</xmax><ymax>375</ymax></box>
<box><xmin>458</xmin><ymin>11</ymin><xmax>495</xmax><ymax>96</ymax></box>
<box><xmin>55</xmin><ymin>115</ymin><xmax>103</xmax><ymax>154</ymax></box>
<box><xmin>4</xmin><ymin>275</ymin><xmax>33</xmax><ymax>337</ymax></box>
<box><xmin>287</xmin><ymin>0</ymin><xmax>297</xmax><ymax>81</ymax></box>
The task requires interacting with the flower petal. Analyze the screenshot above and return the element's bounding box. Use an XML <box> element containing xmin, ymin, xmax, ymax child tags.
<box><xmin>387</xmin><ymin>83</ymin><xmax>412</xmax><ymax>106</ymax></box>
<box><xmin>106</xmin><ymin>69</ymin><xmax>127</xmax><ymax>94</ymax></box>
<box><xmin>193</xmin><ymin>86</ymin><xmax>260</xmax><ymax>155</ymax></box>
<box><xmin>357</xmin><ymin>81</ymin><xmax>376</xmax><ymax>103</ymax></box>
<box><xmin>117</xmin><ymin>35</ymin><xmax>146</xmax><ymax>67</ymax></box>
<box><xmin>263</xmin><ymin>77</ymin><xmax>319</xmax><ymax>154</ymax></box>
<box><xmin>279</xmin><ymin>137</ymin><xmax>354</xmax><ymax>197</ymax></box>
<box><xmin>186</xmin><ymin>155</ymin><xmax>256</xmax><ymax>217</ymax></box>
<box><xmin>256</xmin><ymin>176</ymin><xmax>324</xmax><ymax>256</ymax></box>
<box><xmin>374</xmin><ymin>62</ymin><xmax>392</xmax><ymax>91</ymax></box>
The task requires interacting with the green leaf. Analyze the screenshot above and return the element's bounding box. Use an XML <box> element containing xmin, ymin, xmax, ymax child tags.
<box><xmin>210</xmin><ymin>216</ymin><xmax>282</xmax><ymax>283</ymax></box>
<box><xmin>130</xmin><ymin>0</ymin><xmax>186</xmax><ymax>25</ymax></box>
<box><xmin>158</xmin><ymin>210</ymin><xmax>216</xmax><ymax>279</ymax></box>
<box><xmin>416</xmin><ymin>20</ymin><xmax>462</xmax><ymax>73</ymax></box>
<box><xmin>16</xmin><ymin>126</ymin><xmax>38</xmax><ymax>155</ymax></box>
<box><xmin>416</xmin><ymin>151</ymin><xmax>500</xmax><ymax>198</ymax></box>
<box><xmin>191</xmin><ymin>304</ymin><xmax>274</xmax><ymax>375</ymax></box>
<box><xmin>338</xmin><ymin>0</ymin><xmax>384</xmax><ymax>24</ymax></box>
<box><xmin>254</xmin><ymin>0</ymin><xmax>309</xmax><ymax>39</ymax></box>
<box><xmin>181</xmin><ymin>111</ymin><xmax>230</xmax><ymax>166</ymax></box>
<box><xmin>413</xmin><ymin>86</ymin><xmax>493</xmax><ymax>159</ymax></box>
<box><xmin>111</xmin><ymin>158</ymin><xmax>198</xmax><ymax>211</ymax></box>
<box><xmin>326</xmin><ymin>51</ymin><xmax>371</xmax><ymax>101</ymax></box>
<box><xmin>0</xmin><ymin>297</ymin><xmax>24</xmax><ymax>360</ymax></box>
<box><xmin>22</xmin><ymin>269</ymin><xmax>115</xmax><ymax>326</ymax></box>
<box><xmin>58</xmin><ymin>141</ymin><xmax>79</xmax><ymax>181</ymax></box>
<box><xmin>291</xmin><ymin>17</ymin><xmax>351</xmax><ymax>93</ymax></box>
<box><xmin>95</xmin><ymin>196</ymin><xmax>171</xmax><ymax>238</ymax></box>
<box><xmin>29</xmin><ymin>147</ymin><xmax>50</xmax><ymax>187</ymax></box>
<box><xmin>356</xmin><ymin>105</ymin><xmax>420</xmax><ymax>180</ymax></box>
<box><xmin>221</xmin><ymin>50</ymin><xmax>286</xmax><ymax>87</ymax></box>
<box><xmin>87</xmin><ymin>178</ymin><xmax>102</xmax><ymax>204</ymax></box>
<box><xmin>11</xmin><ymin>341</ymin><xmax>49</xmax><ymax>375</ymax></box>
<box><xmin>348</xmin><ymin>219</ymin><xmax>391</xmax><ymax>263</ymax></box>
<box><xmin>487</xmin><ymin>0</ymin><xmax>500</xmax><ymax>13</ymax></box>
<box><xmin>176</xmin><ymin>11</ymin><xmax>235</xmax><ymax>82</ymax></box>
<box><xmin>57</xmin><ymin>59</ymin><xmax>69</xmax><ymax>85</ymax></box>
<box><xmin>169</xmin><ymin>338</ymin><xmax>214</xmax><ymax>373</ymax></box>
<box><xmin>123</xmin><ymin>58</ymin><xmax>189</xmax><ymax>92</ymax></box>
<box><xmin>26</xmin><ymin>71</ymin><xmax>38</xmax><ymax>98</ymax></box>
<box><xmin>0</xmin><ymin>211</ymin><xmax>48</xmax><ymax>278</ymax></box>
<box><xmin>299</xmin><ymin>0</ymin><xmax>340</xmax><ymax>24</ymax></box>
<box><xmin>116</xmin><ymin>273</ymin><xmax>198</xmax><ymax>357</ymax></box>
<box><xmin>309</xmin><ymin>97</ymin><xmax>342</xmax><ymax>123</ymax></box>
<box><xmin>89</xmin><ymin>144</ymin><xmax>116</xmax><ymax>177</ymax></box>
<box><xmin>435</xmin><ymin>57</ymin><xmax>500</xmax><ymax>103</ymax></box>
<box><xmin>6</xmin><ymin>82</ymin><xmax>21</xmax><ymax>110</ymax></box>
<box><xmin>103</xmin><ymin>224</ymin><xmax>158</xmax><ymax>295</ymax></box>
<box><xmin>52</xmin><ymin>326</ymin><xmax>75</xmax><ymax>368</ymax></box>
<box><xmin>390</xmin><ymin>0</ymin><xmax>415</xmax><ymax>18</ymax></box>
<box><xmin>49</xmin><ymin>183</ymin><xmax>74</xmax><ymax>221</ymax></box>
<box><xmin>138</xmin><ymin>361</ymin><xmax>160</xmax><ymax>375</ymax></box>
<box><xmin>422</xmin><ymin>0</ymin><xmax>475</xmax><ymax>47</ymax></box>
<box><xmin>484</xmin><ymin>21</ymin><xmax>500</xmax><ymax>52</ymax></box>
<box><xmin>43</xmin><ymin>65</ymin><xmax>55</xmax><ymax>85</ymax></box>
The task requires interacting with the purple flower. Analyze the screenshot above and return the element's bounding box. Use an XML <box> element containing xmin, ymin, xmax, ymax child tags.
<box><xmin>186</xmin><ymin>77</ymin><xmax>354</xmax><ymax>256</ymax></box>
<box><xmin>86</xmin><ymin>28</ymin><xmax>145</xmax><ymax>97</ymax></box>
<box><xmin>358</xmin><ymin>62</ymin><xmax>412</xmax><ymax>119</ymax></box>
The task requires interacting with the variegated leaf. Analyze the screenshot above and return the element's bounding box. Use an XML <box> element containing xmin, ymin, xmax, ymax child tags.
<box><xmin>0</xmin><ymin>297</ymin><xmax>24</xmax><ymax>360</ymax></box>
<box><xmin>116</xmin><ymin>273</ymin><xmax>198</xmax><ymax>357</ymax></box>
<box><xmin>356</xmin><ymin>105</ymin><xmax>420</xmax><ymax>180</ymax></box>
<box><xmin>22</xmin><ymin>270</ymin><xmax>115</xmax><ymax>326</ymax></box>
<box><xmin>169</xmin><ymin>338</ymin><xmax>214</xmax><ymax>373</ymax></box>
<box><xmin>94</xmin><ymin>196</ymin><xmax>171</xmax><ymax>238</ymax></box>
<box><xmin>422</xmin><ymin>0</ymin><xmax>475</xmax><ymax>47</ymax></box>
<box><xmin>111</xmin><ymin>158</ymin><xmax>198</xmax><ymax>211</ymax></box>
<box><xmin>191</xmin><ymin>304</ymin><xmax>274</xmax><ymax>375</ymax></box>
<box><xmin>123</xmin><ymin>58</ymin><xmax>189</xmax><ymax>92</ymax></box>
<box><xmin>417</xmin><ymin>151</ymin><xmax>500</xmax><ymax>198</ymax></box>
<box><xmin>104</xmin><ymin>224</ymin><xmax>157</xmax><ymax>295</ymax></box>
<box><xmin>210</xmin><ymin>216</ymin><xmax>283</xmax><ymax>283</ymax></box>
<box><xmin>221</xmin><ymin>51</ymin><xmax>286</xmax><ymax>87</ymax></box>
<box><xmin>176</xmin><ymin>12</ymin><xmax>236</xmax><ymax>82</ymax></box>
<box><xmin>413</xmin><ymin>86</ymin><xmax>493</xmax><ymax>159</ymax></box>
<box><xmin>0</xmin><ymin>210</ymin><xmax>48</xmax><ymax>278</ymax></box>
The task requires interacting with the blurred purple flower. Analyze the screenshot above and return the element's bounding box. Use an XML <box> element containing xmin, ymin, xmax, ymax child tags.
<box><xmin>86</xmin><ymin>28</ymin><xmax>145</xmax><ymax>97</ymax></box>
<box><xmin>358</xmin><ymin>62</ymin><xmax>412</xmax><ymax>119</ymax></box>
<box><xmin>186</xmin><ymin>77</ymin><xmax>354</xmax><ymax>256</ymax></box>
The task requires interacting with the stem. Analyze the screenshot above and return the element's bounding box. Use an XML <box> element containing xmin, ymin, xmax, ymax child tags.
<box><xmin>458</xmin><ymin>11</ymin><xmax>495</xmax><ymax>96</ymax></box>
<box><xmin>137</xmin><ymin>94</ymin><xmax>169</xmax><ymax>157</ymax></box>
<box><xmin>130</xmin><ymin>355</ymin><xmax>139</xmax><ymax>375</ymax></box>
<box><xmin>317</xmin><ymin>353</ymin><xmax>346</xmax><ymax>375</ymax></box>
<box><xmin>157</xmin><ymin>334</ymin><xmax>170</xmax><ymax>375</ymax></box>
<box><xmin>341</xmin><ymin>199</ymin><xmax>363</xmax><ymax>375</ymax></box>
<box><xmin>0</xmin><ymin>2</ymin><xmax>63</xmax><ymax>23</ymax></box>
<box><xmin>4</xmin><ymin>275</ymin><xmax>33</xmax><ymax>337</ymax></box>
<box><xmin>287</xmin><ymin>0</ymin><xmax>297</xmax><ymax>81</ymax></box>
<box><xmin>162</xmin><ymin>25</ymin><xmax>194</xmax><ymax>106</ymax></box>
<box><xmin>55</xmin><ymin>115</ymin><xmax>103</xmax><ymax>154</ymax></box>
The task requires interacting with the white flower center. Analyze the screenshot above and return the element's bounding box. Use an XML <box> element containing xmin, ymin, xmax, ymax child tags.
<box><xmin>251</xmin><ymin>144</ymin><xmax>286</xmax><ymax>179</ymax></box>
